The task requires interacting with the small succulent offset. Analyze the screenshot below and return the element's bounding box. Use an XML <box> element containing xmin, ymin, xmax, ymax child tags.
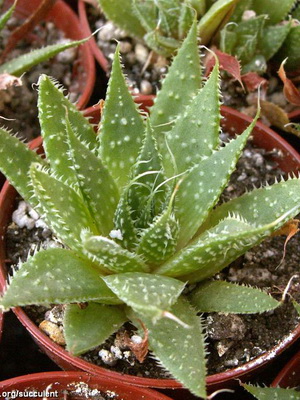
<box><xmin>1</xmin><ymin>23</ymin><xmax>300</xmax><ymax>398</ymax></box>
<box><xmin>0</xmin><ymin>0</ymin><xmax>86</xmax><ymax>79</ymax></box>
<box><xmin>220</xmin><ymin>0</ymin><xmax>300</xmax><ymax>73</ymax></box>
<box><xmin>98</xmin><ymin>0</ymin><xmax>238</xmax><ymax>56</ymax></box>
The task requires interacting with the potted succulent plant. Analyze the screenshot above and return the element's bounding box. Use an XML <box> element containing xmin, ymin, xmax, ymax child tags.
<box><xmin>242</xmin><ymin>383</ymin><xmax>300</xmax><ymax>399</ymax></box>
<box><xmin>1</xmin><ymin>24</ymin><xmax>300</xmax><ymax>399</ymax></box>
<box><xmin>1</xmin><ymin>0</ymin><xmax>95</xmax><ymax>113</ymax></box>
<box><xmin>0</xmin><ymin>371</ymin><xmax>173</xmax><ymax>400</ymax></box>
<box><xmin>78</xmin><ymin>0</ymin><xmax>238</xmax><ymax>99</ymax></box>
<box><xmin>219</xmin><ymin>0</ymin><xmax>300</xmax><ymax>75</ymax></box>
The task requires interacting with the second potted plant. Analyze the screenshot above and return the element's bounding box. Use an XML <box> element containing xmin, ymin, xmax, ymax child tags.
<box><xmin>1</xmin><ymin>23</ymin><xmax>300</xmax><ymax>399</ymax></box>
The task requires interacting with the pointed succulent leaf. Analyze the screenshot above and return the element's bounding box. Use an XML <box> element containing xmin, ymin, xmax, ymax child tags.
<box><xmin>0</xmin><ymin>128</ymin><xmax>45</xmax><ymax>208</ymax></box>
<box><xmin>134</xmin><ymin>297</ymin><xmax>206</xmax><ymax>398</ymax></box>
<box><xmin>132</xmin><ymin>0</ymin><xmax>158</xmax><ymax>32</ymax></box>
<box><xmin>128</xmin><ymin>120</ymin><xmax>167</xmax><ymax>228</ymax></box>
<box><xmin>137</xmin><ymin>205</ymin><xmax>179</xmax><ymax>267</ymax></box>
<box><xmin>158</xmin><ymin>198</ymin><xmax>300</xmax><ymax>282</ymax></box>
<box><xmin>178</xmin><ymin>3</ymin><xmax>195</xmax><ymax>39</ymax></box>
<box><xmin>99</xmin><ymin>47</ymin><xmax>145</xmax><ymax>189</ymax></box>
<box><xmin>174</xmin><ymin>114</ymin><xmax>258</xmax><ymax>249</ymax></box>
<box><xmin>150</xmin><ymin>21</ymin><xmax>201</xmax><ymax>138</ymax></box>
<box><xmin>205</xmin><ymin>176</ymin><xmax>300</xmax><ymax>230</ymax></box>
<box><xmin>38</xmin><ymin>75</ymin><xmax>97</xmax><ymax>186</ymax></box>
<box><xmin>259</xmin><ymin>22</ymin><xmax>292</xmax><ymax>61</ymax></box>
<box><xmin>64</xmin><ymin>302</ymin><xmax>127</xmax><ymax>355</ymax></box>
<box><xmin>252</xmin><ymin>0</ymin><xmax>296</xmax><ymax>25</ymax></box>
<box><xmin>0</xmin><ymin>39</ymin><xmax>87</xmax><ymax>76</ymax></box>
<box><xmin>103</xmin><ymin>272</ymin><xmax>185</xmax><ymax>319</ymax></box>
<box><xmin>163</xmin><ymin>62</ymin><xmax>220</xmax><ymax>177</ymax></box>
<box><xmin>189</xmin><ymin>280</ymin><xmax>279</xmax><ymax>313</ymax></box>
<box><xmin>0</xmin><ymin>1</ymin><xmax>16</xmax><ymax>32</ymax></box>
<box><xmin>0</xmin><ymin>249</ymin><xmax>120</xmax><ymax>311</ymax></box>
<box><xmin>243</xmin><ymin>383</ymin><xmax>300</xmax><ymax>400</ymax></box>
<box><xmin>113</xmin><ymin>188</ymin><xmax>139</xmax><ymax>251</ymax></box>
<box><xmin>30</xmin><ymin>164</ymin><xmax>98</xmax><ymax>252</ymax></box>
<box><xmin>198</xmin><ymin>0</ymin><xmax>238</xmax><ymax>45</ymax></box>
<box><xmin>155</xmin><ymin>0</ymin><xmax>182</xmax><ymax>37</ymax></box>
<box><xmin>65</xmin><ymin>117</ymin><xmax>119</xmax><ymax>236</ymax></box>
<box><xmin>275</xmin><ymin>26</ymin><xmax>300</xmax><ymax>71</ymax></box>
<box><xmin>144</xmin><ymin>31</ymin><xmax>180</xmax><ymax>57</ymax></box>
<box><xmin>98</xmin><ymin>0</ymin><xmax>146</xmax><ymax>38</ymax></box>
<box><xmin>83</xmin><ymin>234</ymin><xmax>149</xmax><ymax>273</ymax></box>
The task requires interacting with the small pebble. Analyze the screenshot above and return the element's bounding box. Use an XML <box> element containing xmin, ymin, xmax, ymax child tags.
<box><xmin>135</xmin><ymin>43</ymin><xmax>149</xmax><ymax>64</ymax></box>
<box><xmin>140</xmin><ymin>80</ymin><xmax>152</xmax><ymax>95</ymax></box>
<box><xmin>39</xmin><ymin>320</ymin><xmax>66</xmax><ymax>346</ymax></box>
<box><xmin>119</xmin><ymin>41</ymin><xmax>132</xmax><ymax>54</ymax></box>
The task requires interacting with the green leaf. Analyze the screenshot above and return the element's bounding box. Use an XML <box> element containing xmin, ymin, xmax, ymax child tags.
<box><xmin>132</xmin><ymin>0</ymin><xmax>157</xmax><ymax>32</ymax></box>
<box><xmin>228</xmin><ymin>0</ymin><xmax>253</xmax><ymax>23</ymax></box>
<box><xmin>128</xmin><ymin>120</ymin><xmax>167</xmax><ymax>229</ymax></box>
<box><xmin>0</xmin><ymin>1</ymin><xmax>16</xmax><ymax>33</ymax></box>
<box><xmin>163</xmin><ymin>62</ymin><xmax>220</xmax><ymax>177</ymax></box>
<box><xmin>65</xmin><ymin>117</ymin><xmax>119</xmax><ymax>236</ymax></box>
<box><xmin>0</xmin><ymin>39</ymin><xmax>87</xmax><ymax>76</ymax></box>
<box><xmin>30</xmin><ymin>164</ymin><xmax>98</xmax><ymax>252</ymax></box>
<box><xmin>0</xmin><ymin>128</ymin><xmax>45</xmax><ymax>208</ymax></box>
<box><xmin>144</xmin><ymin>30</ymin><xmax>180</xmax><ymax>57</ymax></box>
<box><xmin>178</xmin><ymin>3</ymin><xmax>195</xmax><ymax>39</ymax></box>
<box><xmin>150</xmin><ymin>21</ymin><xmax>201</xmax><ymax>139</ymax></box>
<box><xmin>113</xmin><ymin>188</ymin><xmax>139</xmax><ymax>252</ymax></box>
<box><xmin>198</xmin><ymin>0</ymin><xmax>238</xmax><ymax>44</ymax></box>
<box><xmin>174</xmin><ymin>113</ymin><xmax>258</xmax><ymax>249</ymax></box>
<box><xmin>189</xmin><ymin>280</ymin><xmax>279</xmax><ymax>313</ymax></box>
<box><xmin>103</xmin><ymin>272</ymin><xmax>185</xmax><ymax>320</ymax></box>
<box><xmin>83</xmin><ymin>234</ymin><xmax>149</xmax><ymax>273</ymax></box>
<box><xmin>243</xmin><ymin>383</ymin><xmax>300</xmax><ymax>399</ymax></box>
<box><xmin>134</xmin><ymin>297</ymin><xmax>207</xmax><ymax>398</ymax></box>
<box><xmin>98</xmin><ymin>0</ymin><xmax>146</xmax><ymax>38</ymax></box>
<box><xmin>205</xmin><ymin>176</ymin><xmax>300</xmax><ymax>229</ymax></box>
<box><xmin>0</xmin><ymin>249</ymin><xmax>120</xmax><ymax>311</ymax></box>
<box><xmin>157</xmin><ymin>194</ymin><xmax>300</xmax><ymax>282</ymax></box>
<box><xmin>38</xmin><ymin>75</ymin><xmax>97</xmax><ymax>187</ymax></box>
<box><xmin>259</xmin><ymin>22</ymin><xmax>292</xmax><ymax>61</ymax></box>
<box><xmin>64</xmin><ymin>302</ymin><xmax>127</xmax><ymax>355</ymax></box>
<box><xmin>293</xmin><ymin>301</ymin><xmax>300</xmax><ymax>316</ymax></box>
<box><xmin>252</xmin><ymin>0</ymin><xmax>296</xmax><ymax>25</ymax></box>
<box><xmin>275</xmin><ymin>26</ymin><xmax>300</xmax><ymax>70</ymax></box>
<box><xmin>99</xmin><ymin>47</ymin><xmax>145</xmax><ymax>189</ymax></box>
<box><xmin>136</xmin><ymin>203</ymin><xmax>179</xmax><ymax>267</ymax></box>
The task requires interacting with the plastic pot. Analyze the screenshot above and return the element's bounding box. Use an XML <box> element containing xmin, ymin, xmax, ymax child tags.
<box><xmin>272</xmin><ymin>350</ymin><xmax>300</xmax><ymax>388</ymax></box>
<box><xmin>4</xmin><ymin>0</ymin><xmax>95</xmax><ymax>110</ymax></box>
<box><xmin>0</xmin><ymin>371</ymin><xmax>173</xmax><ymax>399</ymax></box>
<box><xmin>1</xmin><ymin>108</ymin><xmax>300</xmax><ymax>399</ymax></box>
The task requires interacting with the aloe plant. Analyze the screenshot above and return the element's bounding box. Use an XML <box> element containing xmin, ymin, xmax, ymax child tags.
<box><xmin>1</xmin><ymin>24</ymin><xmax>300</xmax><ymax>398</ymax></box>
<box><xmin>98</xmin><ymin>0</ymin><xmax>238</xmax><ymax>56</ymax></box>
<box><xmin>0</xmin><ymin>0</ymin><xmax>87</xmax><ymax>77</ymax></box>
<box><xmin>220</xmin><ymin>0</ymin><xmax>300</xmax><ymax>73</ymax></box>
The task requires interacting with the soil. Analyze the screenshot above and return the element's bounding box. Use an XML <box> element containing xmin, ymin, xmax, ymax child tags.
<box><xmin>4</xmin><ymin>139</ymin><xmax>300</xmax><ymax>380</ymax></box>
<box><xmin>87</xmin><ymin>5</ymin><xmax>167</xmax><ymax>96</ymax></box>
<box><xmin>0</xmin><ymin>17</ymin><xmax>82</xmax><ymax>141</ymax></box>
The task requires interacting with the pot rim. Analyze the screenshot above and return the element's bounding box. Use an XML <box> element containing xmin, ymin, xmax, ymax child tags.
<box><xmin>0</xmin><ymin>371</ymin><xmax>173</xmax><ymax>399</ymax></box>
<box><xmin>4</xmin><ymin>0</ymin><xmax>95</xmax><ymax>110</ymax></box>
<box><xmin>1</xmin><ymin>106</ymin><xmax>300</xmax><ymax>390</ymax></box>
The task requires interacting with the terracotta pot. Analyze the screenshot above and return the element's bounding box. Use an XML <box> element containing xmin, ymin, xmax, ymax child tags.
<box><xmin>272</xmin><ymin>350</ymin><xmax>300</xmax><ymax>388</ymax></box>
<box><xmin>288</xmin><ymin>109</ymin><xmax>300</xmax><ymax>121</ymax></box>
<box><xmin>4</xmin><ymin>0</ymin><xmax>95</xmax><ymax>110</ymax></box>
<box><xmin>1</xmin><ymin>108</ymin><xmax>300</xmax><ymax>399</ymax></box>
<box><xmin>0</xmin><ymin>371</ymin><xmax>173</xmax><ymax>399</ymax></box>
<box><xmin>78</xmin><ymin>0</ymin><xmax>154</xmax><ymax>105</ymax></box>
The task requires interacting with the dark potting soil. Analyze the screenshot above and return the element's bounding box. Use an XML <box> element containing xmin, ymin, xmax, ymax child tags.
<box><xmin>5</xmin><ymin>139</ymin><xmax>300</xmax><ymax>380</ymax></box>
<box><xmin>87</xmin><ymin>4</ymin><xmax>167</xmax><ymax>96</ymax></box>
<box><xmin>0</xmin><ymin>18</ymin><xmax>82</xmax><ymax>141</ymax></box>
